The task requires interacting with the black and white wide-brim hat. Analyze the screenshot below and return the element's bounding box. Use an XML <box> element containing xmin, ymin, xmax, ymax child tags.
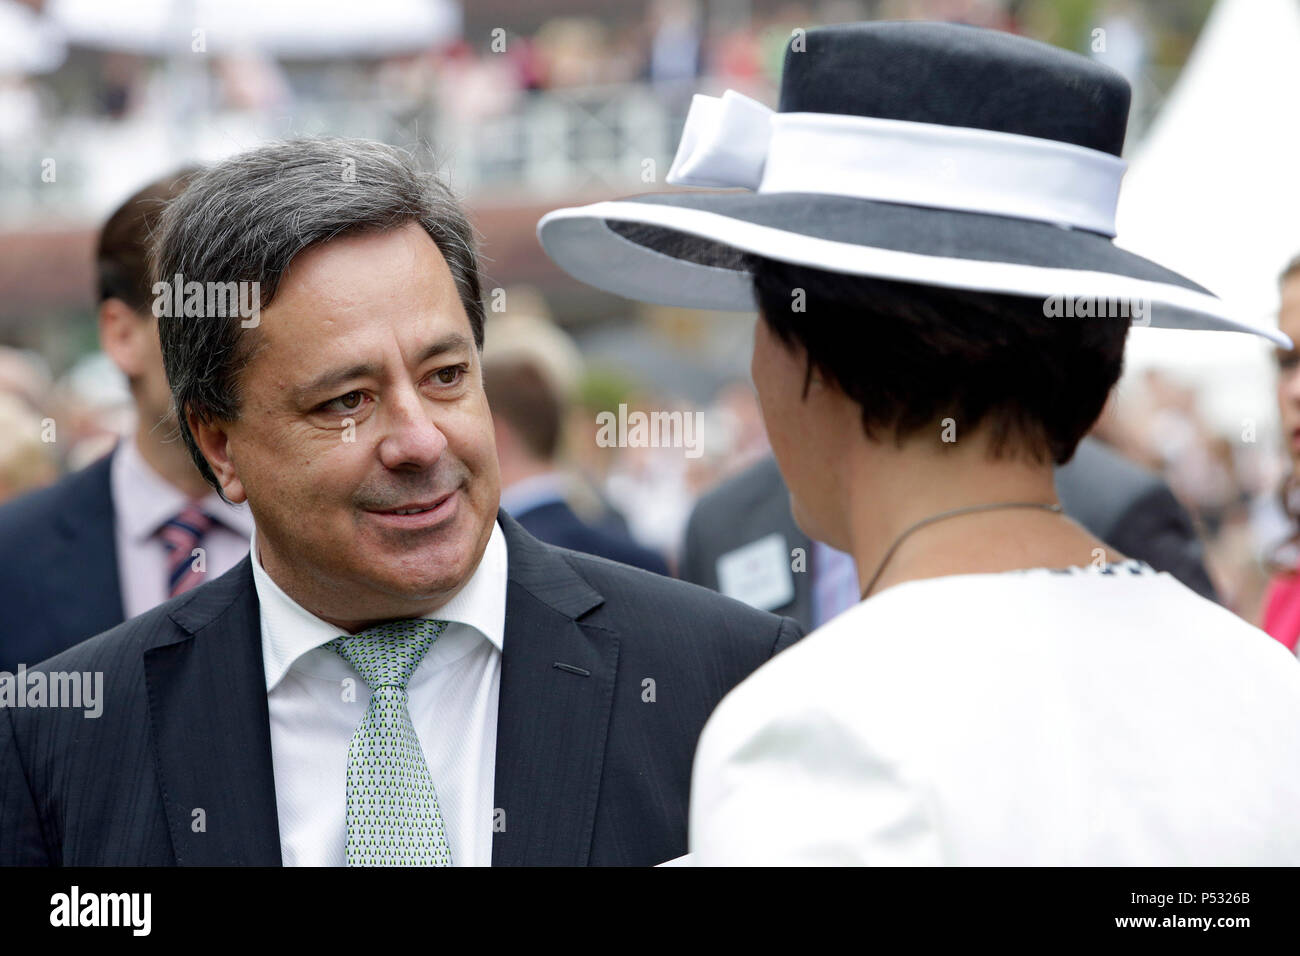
<box><xmin>538</xmin><ymin>21</ymin><xmax>1289</xmax><ymax>348</ymax></box>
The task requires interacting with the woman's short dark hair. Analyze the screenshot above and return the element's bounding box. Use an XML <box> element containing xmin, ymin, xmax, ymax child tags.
<box><xmin>748</xmin><ymin>255</ymin><xmax>1129</xmax><ymax>466</ymax></box>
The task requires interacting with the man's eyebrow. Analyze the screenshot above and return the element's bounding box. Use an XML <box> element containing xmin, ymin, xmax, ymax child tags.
<box><xmin>291</xmin><ymin>332</ymin><xmax>474</xmax><ymax>403</ymax></box>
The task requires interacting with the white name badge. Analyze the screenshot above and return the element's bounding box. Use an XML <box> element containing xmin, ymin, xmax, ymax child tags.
<box><xmin>716</xmin><ymin>533</ymin><xmax>794</xmax><ymax>612</ymax></box>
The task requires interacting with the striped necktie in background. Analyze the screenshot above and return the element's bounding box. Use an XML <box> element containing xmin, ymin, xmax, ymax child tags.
<box><xmin>158</xmin><ymin>504</ymin><xmax>214</xmax><ymax>597</ymax></box>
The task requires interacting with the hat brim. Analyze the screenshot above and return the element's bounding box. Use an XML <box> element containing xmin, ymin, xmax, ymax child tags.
<box><xmin>538</xmin><ymin>191</ymin><xmax>1291</xmax><ymax>348</ymax></box>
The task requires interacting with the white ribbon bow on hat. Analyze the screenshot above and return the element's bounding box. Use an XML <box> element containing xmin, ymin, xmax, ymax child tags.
<box><xmin>663</xmin><ymin>89</ymin><xmax>1128</xmax><ymax>237</ymax></box>
<box><xmin>667</xmin><ymin>90</ymin><xmax>775</xmax><ymax>191</ymax></box>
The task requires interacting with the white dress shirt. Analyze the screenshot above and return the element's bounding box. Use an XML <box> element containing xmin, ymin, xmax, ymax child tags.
<box><xmin>691</xmin><ymin>563</ymin><xmax>1300</xmax><ymax>865</ymax></box>
<box><xmin>253</xmin><ymin>520</ymin><xmax>507</xmax><ymax>867</ymax></box>
<box><xmin>110</xmin><ymin>434</ymin><xmax>254</xmax><ymax>618</ymax></box>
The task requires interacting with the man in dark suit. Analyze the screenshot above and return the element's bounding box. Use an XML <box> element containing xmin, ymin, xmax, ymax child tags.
<box><xmin>0</xmin><ymin>170</ymin><xmax>252</xmax><ymax>673</ymax></box>
<box><xmin>0</xmin><ymin>138</ymin><xmax>799</xmax><ymax>867</ymax></box>
<box><xmin>0</xmin><ymin>453</ymin><xmax>120</xmax><ymax>671</ymax></box>
<box><xmin>682</xmin><ymin>437</ymin><xmax>1218</xmax><ymax>628</ymax></box>
<box><xmin>0</xmin><ymin>511</ymin><xmax>793</xmax><ymax>865</ymax></box>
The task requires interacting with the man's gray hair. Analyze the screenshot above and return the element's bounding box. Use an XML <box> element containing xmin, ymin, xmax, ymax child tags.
<box><xmin>152</xmin><ymin>136</ymin><xmax>485</xmax><ymax>496</ymax></box>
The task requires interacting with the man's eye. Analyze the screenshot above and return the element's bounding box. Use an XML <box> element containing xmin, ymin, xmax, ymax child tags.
<box><xmin>1278</xmin><ymin>352</ymin><xmax>1299</xmax><ymax>372</ymax></box>
<box><xmin>323</xmin><ymin>390</ymin><xmax>364</xmax><ymax>412</ymax></box>
<box><xmin>434</xmin><ymin>366</ymin><xmax>465</xmax><ymax>385</ymax></box>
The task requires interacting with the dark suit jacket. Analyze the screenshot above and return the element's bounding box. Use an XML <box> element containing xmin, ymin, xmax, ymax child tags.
<box><xmin>0</xmin><ymin>452</ymin><xmax>124</xmax><ymax>672</ymax></box>
<box><xmin>681</xmin><ymin>456</ymin><xmax>814</xmax><ymax>626</ymax></box>
<box><xmin>0</xmin><ymin>511</ymin><xmax>800</xmax><ymax>866</ymax></box>
<box><xmin>681</xmin><ymin>438</ymin><xmax>1218</xmax><ymax>629</ymax></box>
<box><xmin>513</xmin><ymin>499</ymin><xmax>670</xmax><ymax>576</ymax></box>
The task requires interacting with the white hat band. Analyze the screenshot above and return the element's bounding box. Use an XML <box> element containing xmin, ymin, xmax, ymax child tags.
<box><xmin>666</xmin><ymin>90</ymin><xmax>1127</xmax><ymax>237</ymax></box>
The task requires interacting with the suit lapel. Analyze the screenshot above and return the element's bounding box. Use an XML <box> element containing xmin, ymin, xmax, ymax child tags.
<box><xmin>51</xmin><ymin>452</ymin><xmax>124</xmax><ymax>640</ymax></box>
<box><xmin>142</xmin><ymin>557</ymin><xmax>282</xmax><ymax>865</ymax></box>
<box><xmin>492</xmin><ymin>513</ymin><xmax>617</xmax><ymax>866</ymax></box>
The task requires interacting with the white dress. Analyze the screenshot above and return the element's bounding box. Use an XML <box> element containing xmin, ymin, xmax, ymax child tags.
<box><xmin>689</xmin><ymin>561</ymin><xmax>1300</xmax><ymax>865</ymax></box>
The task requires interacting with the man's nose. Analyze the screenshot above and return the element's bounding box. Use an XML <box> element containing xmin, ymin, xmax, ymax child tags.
<box><xmin>376</xmin><ymin>382</ymin><xmax>448</xmax><ymax>470</ymax></box>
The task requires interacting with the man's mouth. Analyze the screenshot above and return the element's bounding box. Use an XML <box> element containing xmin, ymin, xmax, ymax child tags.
<box><xmin>365</xmin><ymin>490</ymin><xmax>459</xmax><ymax>527</ymax></box>
<box><xmin>381</xmin><ymin>501</ymin><xmax>444</xmax><ymax>516</ymax></box>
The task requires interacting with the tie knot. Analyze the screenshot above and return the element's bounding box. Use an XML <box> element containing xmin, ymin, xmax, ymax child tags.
<box><xmin>158</xmin><ymin>504</ymin><xmax>214</xmax><ymax>549</ymax></box>
<box><xmin>326</xmin><ymin>619</ymin><xmax>448</xmax><ymax>691</ymax></box>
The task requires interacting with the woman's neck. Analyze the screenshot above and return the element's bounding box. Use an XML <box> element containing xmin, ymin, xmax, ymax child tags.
<box><xmin>844</xmin><ymin>438</ymin><xmax>1123</xmax><ymax>597</ymax></box>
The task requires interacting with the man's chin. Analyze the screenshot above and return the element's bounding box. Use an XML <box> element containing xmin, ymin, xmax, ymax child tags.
<box><xmin>345</xmin><ymin>502</ymin><xmax>494</xmax><ymax>604</ymax></box>
<box><xmin>360</xmin><ymin>541</ymin><xmax>483</xmax><ymax>599</ymax></box>
<box><xmin>345</xmin><ymin>570</ymin><xmax>463</xmax><ymax>609</ymax></box>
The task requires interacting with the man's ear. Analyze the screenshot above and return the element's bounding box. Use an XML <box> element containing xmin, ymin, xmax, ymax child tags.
<box><xmin>98</xmin><ymin>298</ymin><xmax>151</xmax><ymax>380</ymax></box>
<box><xmin>187</xmin><ymin>408</ymin><xmax>247</xmax><ymax>504</ymax></box>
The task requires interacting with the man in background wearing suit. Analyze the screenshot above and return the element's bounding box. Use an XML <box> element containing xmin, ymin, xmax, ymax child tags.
<box><xmin>483</xmin><ymin>318</ymin><xmax>669</xmax><ymax>575</ymax></box>
<box><xmin>0</xmin><ymin>138</ymin><xmax>799</xmax><ymax>866</ymax></box>
<box><xmin>682</xmin><ymin>437</ymin><xmax>1218</xmax><ymax>629</ymax></box>
<box><xmin>0</xmin><ymin>170</ymin><xmax>252</xmax><ymax>672</ymax></box>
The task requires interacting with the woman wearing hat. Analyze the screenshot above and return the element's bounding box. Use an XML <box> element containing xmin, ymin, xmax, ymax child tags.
<box><xmin>540</xmin><ymin>21</ymin><xmax>1300</xmax><ymax>864</ymax></box>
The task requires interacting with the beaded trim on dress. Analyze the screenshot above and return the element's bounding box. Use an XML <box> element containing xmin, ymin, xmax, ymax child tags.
<box><xmin>1038</xmin><ymin>558</ymin><xmax>1157</xmax><ymax>577</ymax></box>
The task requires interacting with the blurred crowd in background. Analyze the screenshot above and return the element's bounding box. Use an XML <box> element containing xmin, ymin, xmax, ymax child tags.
<box><xmin>3</xmin><ymin>0</ymin><xmax>1299</xmax><ymax>629</ymax></box>
<box><xmin>0</xmin><ymin>1</ymin><xmax>1168</xmax><ymax>123</ymax></box>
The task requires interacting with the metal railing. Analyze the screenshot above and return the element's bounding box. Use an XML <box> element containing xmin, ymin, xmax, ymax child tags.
<box><xmin>0</xmin><ymin>81</ymin><xmax>704</xmax><ymax>227</ymax></box>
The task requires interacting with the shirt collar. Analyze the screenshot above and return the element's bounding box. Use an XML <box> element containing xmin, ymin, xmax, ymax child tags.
<box><xmin>111</xmin><ymin>433</ymin><xmax>256</xmax><ymax>541</ymax></box>
<box><xmin>254</xmin><ymin>518</ymin><xmax>508</xmax><ymax>692</ymax></box>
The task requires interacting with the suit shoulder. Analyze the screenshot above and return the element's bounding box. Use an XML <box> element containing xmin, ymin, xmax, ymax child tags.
<box><xmin>29</xmin><ymin>609</ymin><xmax>154</xmax><ymax>673</ymax></box>
<box><xmin>559</xmin><ymin>545</ymin><xmax>756</xmax><ymax>612</ymax></box>
<box><xmin>557</xmin><ymin>545</ymin><xmax>800</xmax><ymax>647</ymax></box>
<box><xmin>527</xmin><ymin>503</ymin><xmax>668</xmax><ymax>574</ymax></box>
<box><xmin>0</xmin><ymin>454</ymin><xmax>113</xmax><ymax>542</ymax></box>
<box><xmin>29</xmin><ymin>583</ymin><xmax>204</xmax><ymax>673</ymax></box>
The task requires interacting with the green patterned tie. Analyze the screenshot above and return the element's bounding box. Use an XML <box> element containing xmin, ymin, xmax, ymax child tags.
<box><xmin>326</xmin><ymin>618</ymin><xmax>453</xmax><ymax>866</ymax></box>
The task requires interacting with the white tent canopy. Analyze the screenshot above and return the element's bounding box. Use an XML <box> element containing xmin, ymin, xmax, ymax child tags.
<box><xmin>47</xmin><ymin>0</ymin><xmax>460</xmax><ymax>59</ymax></box>
<box><xmin>0</xmin><ymin>0</ymin><xmax>66</xmax><ymax>73</ymax></box>
<box><xmin>1114</xmin><ymin>0</ymin><xmax>1300</xmax><ymax>433</ymax></box>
